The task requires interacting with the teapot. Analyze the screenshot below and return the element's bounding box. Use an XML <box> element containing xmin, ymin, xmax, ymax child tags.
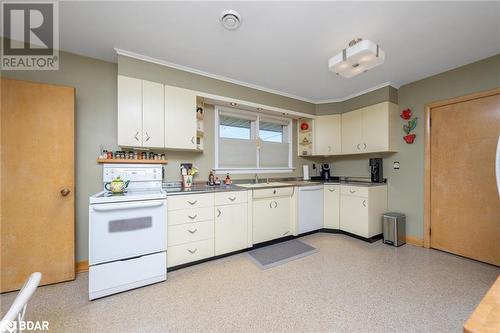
<box><xmin>104</xmin><ymin>176</ymin><xmax>130</xmax><ymax>194</ymax></box>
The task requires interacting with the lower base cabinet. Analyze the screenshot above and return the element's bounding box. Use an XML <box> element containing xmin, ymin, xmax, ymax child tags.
<box><xmin>324</xmin><ymin>185</ymin><xmax>340</xmax><ymax>229</ymax></box>
<box><xmin>215</xmin><ymin>203</ymin><xmax>248</xmax><ymax>255</ymax></box>
<box><xmin>253</xmin><ymin>197</ymin><xmax>291</xmax><ymax>244</ymax></box>
<box><xmin>339</xmin><ymin>185</ymin><xmax>387</xmax><ymax>238</ymax></box>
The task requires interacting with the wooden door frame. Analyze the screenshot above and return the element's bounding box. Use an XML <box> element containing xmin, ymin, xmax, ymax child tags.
<box><xmin>423</xmin><ymin>87</ymin><xmax>500</xmax><ymax>248</ymax></box>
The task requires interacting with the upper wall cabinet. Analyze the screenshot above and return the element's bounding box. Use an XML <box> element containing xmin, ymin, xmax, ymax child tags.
<box><xmin>118</xmin><ymin>75</ymin><xmax>164</xmax><ymax>148</ymax></box>
<box><xmin>314</xmin><ymin>114</ymin><xmax>341</xmax><ymax>155</ymax></box>
<box><xmin>341</xmin><ymin>102</ymin><xmax>398</xmax><ymax>154</ymax></box>
<box><xmin>164</xmin><ymin>85</ymin><xmax>197</xmax><ymax>150</ymax></box>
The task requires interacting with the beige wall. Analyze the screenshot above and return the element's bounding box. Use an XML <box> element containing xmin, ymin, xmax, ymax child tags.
<box><xmin>324</xmin><ymin>54</ymin><xmax>500</xmax><ymax>239</ymax></box>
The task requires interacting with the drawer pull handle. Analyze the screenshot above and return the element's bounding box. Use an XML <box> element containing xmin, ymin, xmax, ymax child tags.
<box><xmin>349</xmin><ymin>190</ymin><xmax>356</xmax><ymax>194</ymax></box>
<box><xmin>187</xmin><ymin>229</ymin><xmax>198</xmax><ymax>234</ymax></box>
<box><xmin>187</xmin><ymin>248</ymin><xmax>198</xmax><ymax>254</ymax></box>
<box><xmin>187</xmin><ymin>200</ymin><xmax>197</xmax><ymax>205</ymax></box>
<box><xmin>188</xmin><ymin>214</ymin><xmax>197</xmax><ymax>220</ymax></box>
<box><xmin>273</xmin><ymin>201</ymin><xmax>278</xmax><ymax>209</ymax></box>
<box><xmin>328</xmin><ymin>189</ymin><xmax>335</xmax><ymax>192</ymax></box>
<box><xmin>362</xmin><ymin>200</ymin><xmax>367</xmax><ymax>207</ymax></box>
<box><xmin>217</xmin><ymin>208</ymin><xmax>221</xmax><ymax>217</ymax></box>
<box><xmin>282</xmin><ymin>231</ymin><xmax>289</xmax><ymax>236</ymax></box>
<box><xmin>228</xmin><ymin>196</ymin><xmax>236</xmax><ymax>201</ymax></box>
<box><xmin>134</xmin><ymin>131</ymin><xmax>140</xmax><ymax>142</ymax></box>
<box><xmin>357</xmin><ymin>144</ymin><xmax>361</xmax><ymax>150</ymax></box>
<box><xmin>363</xmin><ymin>143</ymin><xmax>367</xmax><ymax>149</ymax></box>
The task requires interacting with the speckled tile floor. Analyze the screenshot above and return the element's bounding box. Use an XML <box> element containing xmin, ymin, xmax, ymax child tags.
<box><xmin>1</xmin><ymin>233</ymin><xmax>499</xmax><ymax>332</ymax></box>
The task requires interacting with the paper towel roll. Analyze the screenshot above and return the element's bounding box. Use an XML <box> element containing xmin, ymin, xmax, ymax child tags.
<box><xmin>303</xmin><ymin>165</ymin><xmax>310</xmax><ymax>180</ymax></box>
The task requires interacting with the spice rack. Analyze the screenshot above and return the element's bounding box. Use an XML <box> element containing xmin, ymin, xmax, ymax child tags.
<box><xmin>97</xmin><ymin>159</ymin><xmax>167</xmax><ymax>164</ymax></box>
<box><xmin>298</xmin><ymin>118</ymin><xmax>313</xmax><ymax>156</ymax></box>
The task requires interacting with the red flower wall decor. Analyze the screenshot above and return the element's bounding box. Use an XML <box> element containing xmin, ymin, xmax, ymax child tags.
<box><xmin>401</xmin><ymin>108</ymin><xmax>417</xmax><ymax>144</ymax></box>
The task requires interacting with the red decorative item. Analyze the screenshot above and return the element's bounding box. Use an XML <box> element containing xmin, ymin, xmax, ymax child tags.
<box><xmin>403</xmin><ymin>134</ymin><xmax>416</xmax><ymax>144</ymax></box>
<box><xmin>400</xmin><ymin>108</ymin><xmax>412</xmax><ymax>120</ymax></box>
<box><xmin>300</xmin><ymin>122</ymin><xmax>309</xmax><ymax>131</ymax></box>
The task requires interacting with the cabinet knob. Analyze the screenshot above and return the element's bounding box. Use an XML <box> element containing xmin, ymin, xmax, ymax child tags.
<box><xmin>60</xmin><ymin>188</ymin><xmax>71</xmax><ymax>196</ymax></box>
<box><xmin>187</xmin><ymin>200</ymin><xmax>197</xmax><ymax>205</ymax></box>
<box><xmin>228</xmin><ymin>197</ymin><xmax>236</xmax><ymax>201</ymax></box>
<box><xmin>145</xmin><ymin>132</ymin><xmax>150</xmax><ymax>142</ymax></box>
<box><xmin>191</xmin><ymin>136</ymin><xmax>195</xmax><ymax>144</ymax></box>
<box><xmin>356</xmin><ymin>144</ymin><xmax>361</xmax><ymax>150</ymax></box>
<box><xmin>362</xmin><ymin>200</ymin><xmax>367</xmax><ymax>207</ymax></box>
<box><xmin>363</xmin><ymin>143</ymin><xmax>367</xmax><ymax>150</ymax></box>
<box><xmin>188</xmin><ymin>214</ymin><xmax>197</xmax><ymax>220</ymax></box>
<box><xmin>187</xmin><ymin>229</ymin><xmax>198</xmax><ymax>234</ymax></box>
<box><xmin>134</xmin><ymin>131</ymin><xmax>140</xmax><ymax>141</ymax></box>
<box><xmin>187</xmin><ymin>248</ymin><xmax>198</xmax><ymax>254</ymax></box>
<box><xmin>328</xmin><ymin>189</ymin><xmax>335</xmax><ymax>192</ymax></box>
<box><xmin>217</xmin><ymin>208</ymin><xmax>221</xmax><ymax>217</ymax></box>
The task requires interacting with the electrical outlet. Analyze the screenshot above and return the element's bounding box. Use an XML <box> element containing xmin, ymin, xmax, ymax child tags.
<box><xmin>393</xmin><ymin>161</ymin><xmax>400</xmax><ymax>170</ymax></box>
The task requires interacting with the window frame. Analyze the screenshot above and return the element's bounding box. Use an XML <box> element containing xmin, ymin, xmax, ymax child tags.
<box><xmin>214</xmin><ymin>106</ymin><xmax>294</xmax><ymax>174</ymax></box>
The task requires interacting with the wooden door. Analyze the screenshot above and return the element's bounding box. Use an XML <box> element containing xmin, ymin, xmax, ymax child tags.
<box><xmin>117</xmin><ymin>75</ymin><xmax>142</xmax><ymax>147</ymax></box>
<box><xmin>142</xmin><ymin>80</ymin><xmax>164</xmax><ymax>148</ymax></box>
<box><xmin>1</xmin><ymin>78</ymin><xmax>75</xmax><ymax>292</ymax></box>
<box><xmin>324</xmin><ymin>185</ymin><xmax>340</xmax><ymax>229</ymax></box>
<box><xmin>314</xmin><ymin>115</ymin><xmax>341</xmax><ymax>155</ymax></box>
<box><xmin>341</xmin><ymin>109</ymin><xmax>363</xmax><ymax>153</ymax></box>
<box><xmin>362</xmin><ymin>102</ymin><xmax>389</xmax><ymax>152</ymax></box>
<box><xmin>430</xmin><ymin>92</ymin><xmax>500</xmax><ymax>266</ymax></box>
<box><xmin>164</xmin><ymin>85</ymin><xmax>197</xmax><ymax>150</ymax></box>
<box><xmin>214</xmin><ymin>203</ymin><xmax>247</xmax><ymax>255</ymax></box>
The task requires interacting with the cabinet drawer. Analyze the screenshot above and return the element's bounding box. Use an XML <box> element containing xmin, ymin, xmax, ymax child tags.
<box><xmin>167</xmin><ymin>239</ymin><xmax>214</xmax><ymax>267</ymax></box>
<box><xmin>168</xmin><ymin>207</ymin><xmax>214</xmax><ymax>226</ymax></box>
<box><xmin>167</xmin><ymin>193</ymin><xmax>214</xmax><ymax>210</ymax></box>
<box><xmin>168</xmin><ymin>221</ymin><xmax>214</xmax><ymax>246</ymax></box>
<box><xmin>340</xmin><ymin>185</ymin><xmax>368</xmax><ymax>198</ymax></box>
<box><xmin>214</xmin><ymin>191</ymin><xmax>247</xmax><ymax>205</ymax></box>
<box><xmin>253</xmin><ymin>186</ymin><xmax>294</xmax><ymax>199</ymax></box>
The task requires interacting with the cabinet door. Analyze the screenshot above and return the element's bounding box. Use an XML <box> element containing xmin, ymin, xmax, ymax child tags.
<box><xmin>362</xmin><ymin>102</ymin><xmax>389</xmax><ymax>152</ymax></box>
<box><xmin>142</xmin><ymin>80</ymin><xmax>164</xmax><ymax>148</ymax></box>
<box><xmin>314</xmin><ymin>115</ymin><xmax>341</xmax><ymax>155</ymax></box>
<box><xmin>118</xmin><ymin>75</ymin><xmax>142</xmax><ymax>147</ymax></box>
<box><xmin>341</xmin><ymin>110</ymin><xmax>363</xmax><ymax>153</ymax></box>
<box><xmin>324</xmin><ymin>185</ymin><xmax>340</xmax><ymax>229</ymax></box>
<box><xmin>164</xmin><ymin>85</ymin><xmax>197</xmax><ymax>150</ymax></box>
<box><xmin>252</xmin><ymin>198</ymin><xmax>291</xmax><ymax>244</ymax></box>
<box><xmin>340</xmin><ymin>195</ymin><xmax>368</xmax><ymax>237</ymax></box>
<box><xmin>215</xmin><ymin>204</ymin><xmax>248</xmax><ymax>255</ymax></box>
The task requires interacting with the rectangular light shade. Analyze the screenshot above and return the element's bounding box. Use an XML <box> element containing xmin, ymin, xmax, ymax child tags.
<box><xmin>328</xmin><ymin>40</ymin><xmax>385</xmax><ymax>78</ymax></box>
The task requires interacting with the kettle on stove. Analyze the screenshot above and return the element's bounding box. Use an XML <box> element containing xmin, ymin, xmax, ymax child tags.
<box><xmin>104</xmin><ymin>176</ymin><xmax>130</xmax><ymax>194</ymax></box>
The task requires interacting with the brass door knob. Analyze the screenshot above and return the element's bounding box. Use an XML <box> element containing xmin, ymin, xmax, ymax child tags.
<box><xmin>60</xmin><ymin>188</ymin><xmax>71</xmax><ymax>196</ymax></box>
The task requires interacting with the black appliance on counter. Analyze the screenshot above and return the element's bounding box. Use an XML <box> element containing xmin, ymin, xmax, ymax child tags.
<box><xmin>320</xmin><ymin>164</ymin><xmax>331</xmax><ymax>180</ymax></box>
<box><xmin>369</xmin><ymin>158</ymin><xmax>383</xmax><ymax>183</ymax></box>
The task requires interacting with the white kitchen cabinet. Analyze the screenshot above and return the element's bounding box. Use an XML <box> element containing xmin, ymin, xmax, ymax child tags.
<box><xmin>253</xmin><ymin>196</ymin><xmax>291</xmax><ymax>244</ymax></box>
<box><xmin>215</xmin><ymin>203</ymin><xmax>248</xmax><ymax>255</ymax></box>
<box><xmin>341</xmin><ymin>109</ymin><xmax>363</xmax><ymax>153</ymax></box>
<box><xmin>164</xmin><ymin>85</ymin><xmax>197</xmax><ymax>150</ymax></box>
<box><xmin>341</xmin><ymin>102</ymin><xmax>398</xmax><ymax>154</ymax></box>
<box><xmin>117</xmin><ymin>76</ymin><xmax>142</xmax><ymax>147</ymax></box>
<box><xmin>142</xmin><ymin>80</ymin><xmax>164</xmax><ymax>148</ymax></box>
<box><xmin>339</xmin><ymin>185</ymin><xmax>387</xmax><ymax>238</ymax></box>
<box><xmin>324</xmin><ymin>184</ymin><xmax>340</xmax><ymax>229</ymax></box>
<box><xmin>117</xmin><ymin>75</ymin><xmax>164</xmax><ymax>148</ymax></box>
<box><xmin>314</xmin><ymin>115</ymin><xmax>341</xmax><ymax>155</ymax></box>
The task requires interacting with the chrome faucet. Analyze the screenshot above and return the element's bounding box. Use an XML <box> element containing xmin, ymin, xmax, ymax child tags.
<box><xmin>254</xmin><ymin>173</ymin><xmax>259</xmax><ymax>184</ymax></box>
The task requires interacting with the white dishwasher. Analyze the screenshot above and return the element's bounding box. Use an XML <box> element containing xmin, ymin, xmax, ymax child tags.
<box><xmin>298</xmin><ymin>185</ymin><xmax>324</xmax><ymax>234</ymax></box>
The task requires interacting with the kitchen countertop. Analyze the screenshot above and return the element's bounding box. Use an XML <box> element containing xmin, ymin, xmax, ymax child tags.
<box><xmin>164</xmin><ymin>179</ymin><xmax>387</xmax><ymax>195</ymax></box>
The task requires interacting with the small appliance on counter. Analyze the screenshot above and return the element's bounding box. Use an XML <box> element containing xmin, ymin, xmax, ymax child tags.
<box><xmin>320</xmin><ymin>164</ymin><xmax>331</xmax><ymax>181</ymax></box>
<box><xmin>303</xmin><ymin>165</ymin><xmax>310</xmax><ymax>180</ymax></box>
<box><xmin>369</xmin><ymin>158</ymin><xmax>384</xmax><ymax>183</ymax></box>
<box><xmin>88</xmin><ymin>164</ymin><xmax>167</xmax><ymax>300</ymax></box>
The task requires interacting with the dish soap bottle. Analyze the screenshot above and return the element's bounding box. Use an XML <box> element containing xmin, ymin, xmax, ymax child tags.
<box><xmin>208</xmin><ymin>170</ymin><xmax>215</xmax><ymax>186</ymax></box>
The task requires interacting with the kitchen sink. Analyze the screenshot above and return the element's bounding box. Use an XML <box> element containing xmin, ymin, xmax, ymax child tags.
<box><xmin>236</xmin><ymin>182</ymin><xmax>291</xmax><ymax>188</ymax></box>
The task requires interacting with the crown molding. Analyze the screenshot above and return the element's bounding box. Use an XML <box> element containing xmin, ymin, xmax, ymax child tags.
<box><xmin>115</xmin><ymin>48</ymin><xmax>398</xmax><ymax>105</ymax></box>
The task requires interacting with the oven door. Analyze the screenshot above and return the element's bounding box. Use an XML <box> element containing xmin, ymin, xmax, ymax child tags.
<box><xmin>89</xmin><ymin>199</ymin><xmax>166</xmax><ymax>265</ymax></box>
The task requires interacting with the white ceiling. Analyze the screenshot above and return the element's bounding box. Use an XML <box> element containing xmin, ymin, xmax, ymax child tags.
<box><xmin>57</xmin><ymin>1</ymin><xmax>500</xmax><ymax>102</ymax></box>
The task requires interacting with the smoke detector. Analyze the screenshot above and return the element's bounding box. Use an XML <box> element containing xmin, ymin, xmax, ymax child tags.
<box><xmin>220</xmin><ymin>10</ymin><xmax>241</xmax><ymax>30</ymax></box>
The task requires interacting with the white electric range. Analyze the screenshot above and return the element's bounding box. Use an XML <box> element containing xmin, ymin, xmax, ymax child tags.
<box><xmin>88</xmin><ymin>164</ymin><xmax>167</xmax><ymax>300</ymax></box>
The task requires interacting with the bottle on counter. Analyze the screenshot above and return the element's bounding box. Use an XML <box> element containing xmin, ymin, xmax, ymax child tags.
<box><xmin>208</xmin><ymin>170</ymin><xmax>215</xmax><ymax>186</ymax></box>
<box><xmin>224</xmin><ymin>173</ymin><xmax>232</xmax><ymax>185</ymax></box>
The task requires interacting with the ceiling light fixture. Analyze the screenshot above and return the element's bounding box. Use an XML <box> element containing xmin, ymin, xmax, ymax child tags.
<box><xmin>220</xmin><ymin>10</ymin><xmax>241</xmax><ymax>30</ymax></box>
<box><xmin>328</xmin><ymin>38</ymin><xmax>385</xmax><ymax>78</ymax></box>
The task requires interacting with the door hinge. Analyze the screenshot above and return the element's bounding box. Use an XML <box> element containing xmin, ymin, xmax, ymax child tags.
<box><xmin>429</xmin><ymin>228</ymin><xmax>431</xmax><ymax>236</ymax></box>
<box><xmin>429</xmin><ymin>117</ymin><xmax>432</xmax><ymax>127</ymax></box>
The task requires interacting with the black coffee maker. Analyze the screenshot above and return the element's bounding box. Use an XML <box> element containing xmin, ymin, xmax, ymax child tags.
<box><xmin>369</xmin><ymin>158</ymin><xmax>383</xmax><ymax>183</ymax></box>
<box><xmin>320</xmin><ymin>164</ymin><xmax>331</xmax><ymax>180</ymax></box>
